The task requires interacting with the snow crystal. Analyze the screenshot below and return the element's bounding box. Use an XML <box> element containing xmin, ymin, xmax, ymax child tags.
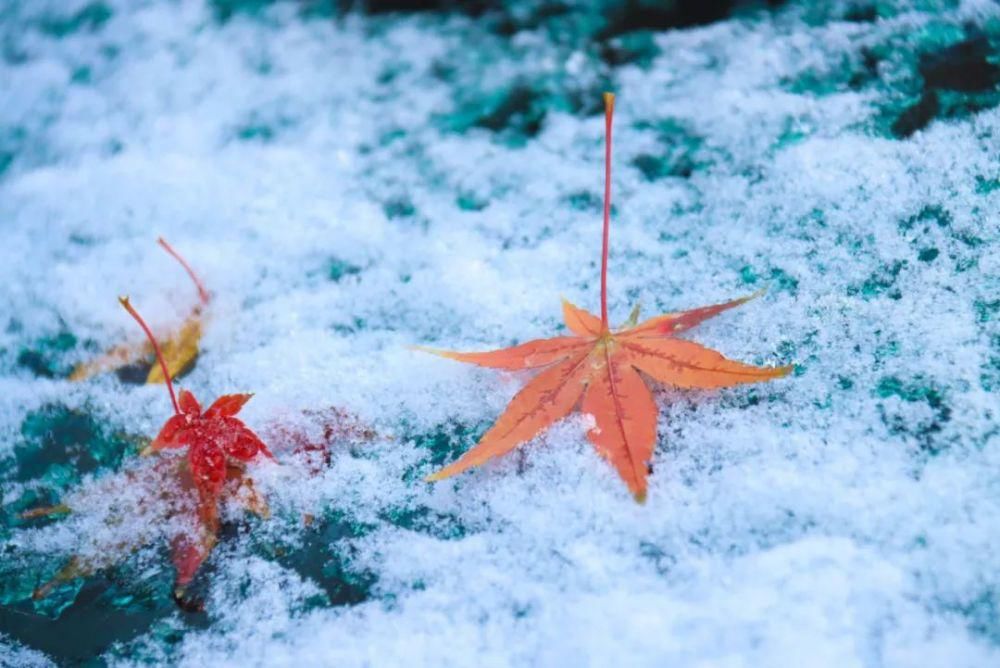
<box><xmin>1</xmin><ymin>0</ymin><xmax>998</xmax><ymax>666</ymax></box>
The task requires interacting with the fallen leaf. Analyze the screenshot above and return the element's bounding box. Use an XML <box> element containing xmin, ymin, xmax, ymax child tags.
<box><xmin>119</xmin><ymin>295</ymin><xmax>273</xmax><ymax>597</ymax></box>
<box><xmin>24</xmin><ymin>375</ymin><xmax>376</xmax><ymax>612</ymax></box>
<box><xmin>24</xmin><ymin>310</ymin><xmax>381</xmax><ymax>611</ymax></box>
<box><xmin>70</xmin><ymin>238</ymin><xmax>210</xmax><ymax>384</ymax></box>
<box><xmin>29</xmin><ymin>455</ymin><xmax>268</xmax><ymax>609</ymax></box>
<box><xmin>419</xmin><ymin>93</ymin><xmax>793</xmax><ymax>501</ymax></box>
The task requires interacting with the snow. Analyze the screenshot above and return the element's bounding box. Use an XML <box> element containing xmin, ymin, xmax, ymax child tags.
<box><xmin>0</xmin><ymin>634</ymin><xmax>54</xmax><ymax>668</ymax></box>
<box><xmin>1</xmin><ymin>0</ymin><xmax>999</xmax><ymax>666</ymax></box>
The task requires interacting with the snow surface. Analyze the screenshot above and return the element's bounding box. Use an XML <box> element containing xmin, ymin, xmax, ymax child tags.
<box><xmin>1</xmin><ymin>0</ymin><xmax>999</xmax><ymax>666</ymax></box>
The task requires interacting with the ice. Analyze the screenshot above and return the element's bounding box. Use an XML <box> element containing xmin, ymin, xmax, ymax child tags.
<box><xmin>1</xmin><ymin>0</ymin><xmax>999</xmax><ymax>665</ymax></box>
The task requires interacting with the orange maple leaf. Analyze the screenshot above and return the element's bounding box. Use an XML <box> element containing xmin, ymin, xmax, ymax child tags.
<box><xmin>420</xmin><ymin>93</ymin><xmax>793</xmax><ymax>501</ymax></box>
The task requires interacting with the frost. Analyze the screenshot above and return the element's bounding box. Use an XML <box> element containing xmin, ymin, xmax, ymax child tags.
<box><xmin>2</xmin><ymin>0</ymin><xmax>999</xmax><ymax>666</ymax></box>
<box><xmin>0</xmin><ymin>634</ymin><xmax>54</xmax><ymax>668</ymax></box>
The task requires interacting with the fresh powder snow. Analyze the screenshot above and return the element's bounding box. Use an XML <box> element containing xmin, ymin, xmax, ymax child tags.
<box><xmin>1</xmin><ymin>1</ymin><xmax>998</xmax><ymax>666</ymax></box>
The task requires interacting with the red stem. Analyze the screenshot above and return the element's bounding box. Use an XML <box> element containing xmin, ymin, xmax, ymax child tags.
<box><xmin>600</xmin><ymin>92</ymin><xmax>615</xmax><ymax>331</ymax></box>
<box><xmin>119</xmin><ymin>296</ymin><xmax>180</xmax><ymax>415</ymax></box>
<box><xmin>158</xmin><ymin>238</ymin><xmax>210</xmax><ymax>306</ymax></box>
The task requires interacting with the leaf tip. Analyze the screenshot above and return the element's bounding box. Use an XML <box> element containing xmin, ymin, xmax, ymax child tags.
<box><xmin>411</xmin><ymin>345</ymin><xmax>455</xmax><ymax>361</ymax></box>
<box><xmin>776</xmin><ymin>363</ymin><xmax>796</xmax><ymax>378</ymax></box>
<box><xmin>426</xmin><ymin>462</ymin><xmax>462</xmax><ymax>482</ymax></box>
<box><xmin>729</xmin><ymin>287</ymin><xmax>768</xmax><ymax>308</ymax></box>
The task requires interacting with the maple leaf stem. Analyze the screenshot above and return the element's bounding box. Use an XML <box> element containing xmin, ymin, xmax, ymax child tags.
<box><xmin>119</xmin><ymin>296</ymin><xmax>181</xmax><ymax>414</ymax></box>
<box><xmin>600</xmin><ymin>92</ymin><xmax>614</xmax><ymax>332</ymax></box>
<box><xmin>158</xmin><ymin>237</ymin><xmax>210</xmax><ymax>306</ymax></box>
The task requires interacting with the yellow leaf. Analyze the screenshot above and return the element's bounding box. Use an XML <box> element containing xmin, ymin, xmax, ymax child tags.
<box><xmin>145</xmin><ymin>312</ymin><xmax>203</xmax><ymax>384</ymax></box>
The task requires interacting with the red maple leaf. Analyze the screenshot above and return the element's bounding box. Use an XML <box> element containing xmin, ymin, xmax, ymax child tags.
<box><xmin>119</xmin><ymin>295</ymin><xmax>273</xmax><ymax>592</ymax></box>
